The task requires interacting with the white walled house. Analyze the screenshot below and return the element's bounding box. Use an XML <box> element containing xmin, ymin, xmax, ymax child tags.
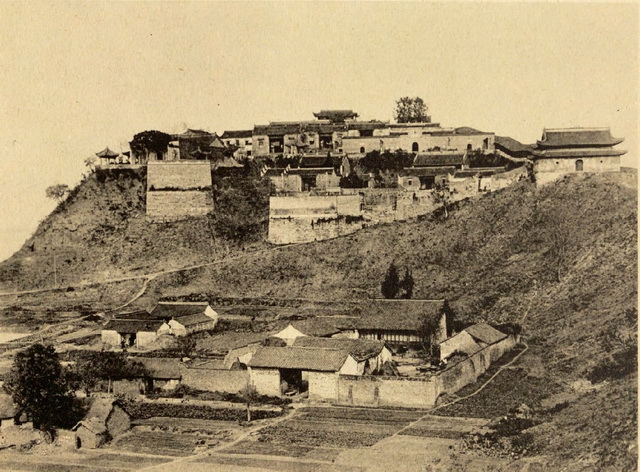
<box><xmin>151</xmin><ymin>302</ymin><xmax>218</xmax><ymax>335</ymax></box>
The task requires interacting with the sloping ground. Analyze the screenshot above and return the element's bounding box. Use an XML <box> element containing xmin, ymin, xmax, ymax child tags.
<box><xmin>139</xmin><ymin>173</ymin><xmax>636</xmax><ymax>470</ymax></box>
<box><xmin>0</xmin><ymin>168</ymin><xmax>266</xmax><ymax>292</ymax></box>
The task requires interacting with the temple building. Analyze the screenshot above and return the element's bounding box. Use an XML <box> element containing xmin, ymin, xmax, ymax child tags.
<box><xmin>530</xmin><ymin>128</ymin><xmax>625</xmax><ymax>185</ymax></box>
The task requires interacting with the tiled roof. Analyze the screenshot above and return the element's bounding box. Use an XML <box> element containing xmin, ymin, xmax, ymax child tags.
<box><xmin>413</xmin><ymin>153</ymin><xmax>465</xmax><ymax>167</ymax></box>
<box><xmin>289</xmin><ymin>318</ymin><xmax>344</xmax><ymax>337</ymax></box>
<box><xmin>113</xmin><ymin>310</ymin><xmax>155</xmax><ymax>320</ymax></box>
<box><xmin>249</xmin><ymin>346</ymin><xmax>349</xmax><ymax>371</ymax></box>
<box><xmin>103</xmin><ymin>319</ymin><xmax>166</xmax><ymax>334</ymax></box>
<box><xmin>74</xmin><ymin>418</ymin><xmax>107</xmax><ymax>435</ymax></box>
<box><xmin>86</xmin><ymin>398</ymin><xmax>125</xmax><ymax>422</ymax></box>
<box><xmin>197</xmin><ymin>331</ymin><xmax>270</xmax><ymax>353</ymax></box>
<box><xmin>179</xmin><ymin>129</ymin><xmax>214</xmax><ymax>138</ymax></box>
<box><xmin>172</xmin><ymin>312</ymin><xmax>214</xmax><ymax>327</ymax></box>
<box><xmin>151</xmin><ymin>302</ymin><xmax>209</xmax><ymax>320</ymax></box>
<box><xmin>313</xmin><ymin>110</ymin><xmax>359</xmax><ymax>121</ymax></box>
<box><xmin>221</xmin><ymin>130</ymin><xmax>253</xmax><ymax>139</ymax></box>
<box><xmin>287</xmin><ymin>168</ymin><xmax>335</xmax><ymax>176</ymax></box>
<box><xmin>536</xmin><ymin>128</ymin><xmax>623</xmax><ymax>148</ymax></box>
<box><xmin>495</xmin><ymin>136</ymin><xmax>534</xmax><ymax>156</ymax></box>
<box><xmin>464</xmin><ymin>323</ymin><xmax>507</xmax><ymax>345</ymax></box>
<box><xmin>264</xmin><ymin>168</ymin><xmax>288</xmax><ymax>177</ymax></box>
<box><xmin>355</xmin><ymin>299</ymin><xmax>446</xmax><ymax>332</ymax></box>
<box><xmin>133</xmin><ymin>357</ymin><xmax>182</xmax><ymax>379</ymax></box>
<box><xmin>292</xmin><ymin>337</ymin><xmax>386</xmax><ymax>362</ymax></box>
<box><xmin>455</xmin><ymin>127</ymin><xmax>491</xmax><ymax>135</ymax></box>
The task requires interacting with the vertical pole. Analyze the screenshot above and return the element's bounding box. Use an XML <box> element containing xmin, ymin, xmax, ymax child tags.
<box><xmin>53</xmin><ymin>253</ymin><xmax>57</xmax><ymax>288</ymax></box>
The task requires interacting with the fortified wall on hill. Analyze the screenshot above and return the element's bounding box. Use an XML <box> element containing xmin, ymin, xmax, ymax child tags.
<box><xmin>146</xmin><ymin>161</ymin><xmax>213</xmax><ymax>222</ymax></box>
<box><xmin>268</xmin><ymin>166</ymin><xmax>528</xmax><ymax>245</ymax></box>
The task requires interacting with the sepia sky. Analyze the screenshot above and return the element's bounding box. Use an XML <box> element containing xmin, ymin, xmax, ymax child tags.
<box><xmin>0</xmin><ymin>2</ymin><xmax>637</xmax><ymax>262</ymax></box>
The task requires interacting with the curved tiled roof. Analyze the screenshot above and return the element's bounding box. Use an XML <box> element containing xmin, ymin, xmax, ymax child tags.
<box><xmin>292</xmin><ymin>337</ymin><xmax>385</xmax><ymax>362</ymax></box>
<box><xmin>537</xmin><ymin>128</ymin><xmax>624</xmax><ymax>148</ymax></box>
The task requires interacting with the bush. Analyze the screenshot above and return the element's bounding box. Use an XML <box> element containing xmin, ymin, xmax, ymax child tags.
<box><xmin>120</xmin><ymin>400</ymin><xmax>283</xmax><ymax>421</ymax></box>
<box><xmin>587</xmin><ymin>344</ymin><xmax>637</xmax><ymax>384</ymax></box>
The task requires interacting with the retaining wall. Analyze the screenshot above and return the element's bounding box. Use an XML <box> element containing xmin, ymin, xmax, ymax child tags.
<box><xmin>146</xmin><ymin>190</ymin><xmax>213</xmax><ymax>222</ymax></box>
<box><xmin>147</xmin><ymin>161</ymin><xmax>212</xmax><ymax>190</ymax></box>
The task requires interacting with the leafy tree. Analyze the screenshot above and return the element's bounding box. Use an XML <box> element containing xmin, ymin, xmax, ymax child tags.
<box><xmin>3</xmin><ymin>344</ymin><xmax>74</xmax><ymax>435</ymax></box>
<box><xmin>361</xmin><ymin>150</ymin><xmax>414</xmax><ymax>173</ymax></box>
<box><xmin>339</xmin><ymin>173</ymin><xmax>366</xmax><ymax>189</ymax></box>
<box><xmin>84</xmin><ymin>156</ymin><xmax>97</xmax><ymax>172</ymax></box>
<box><xmin>129</xmin><ymin>130</ymin><xmax>173</xmax><ymax>161</ymax></box>
<box><xmin>381</xmin><ymin>262</ymin><xmax>401</xmax><ymax>299</ymax></box>
<box><xmin>69</xmin><ymin>351</ymin><xmax>147</xmax><ymax>394</ymax></box>
<box><xmin>174</xmin><ymin>336</ymin><xmax>197</xmax><ymax>358</ymax></box>
<box><xmin>400</xmin><ymin>268</ymin><xmax>414</xmax><ymax>299</ymax></box>
<box><xmin>45</xmin><ymin>184</ymin><xmax>69</xmax><ymax>203</ymax></box>
<box><xmin>395</xmin><ymin>96</ymin><xmax>429</xmax><ymax>123</ymax></box>
<box><xmin>238</xmin><ymin>383</ymin><xmax>260</xmax><ymax>422</ymax></box>
<box><xmin>417</xmin><ymin>313</ymin><xmax>442</xmax><ymax>358</ymax></box>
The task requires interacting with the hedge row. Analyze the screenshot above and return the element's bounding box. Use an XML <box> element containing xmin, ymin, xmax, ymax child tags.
<box><xmin>121</xmin><ymin>401</ymin><xmax>282</xmax><ymax>421</ymax></box>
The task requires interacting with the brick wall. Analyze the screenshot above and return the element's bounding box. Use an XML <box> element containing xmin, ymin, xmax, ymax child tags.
<box><xmin>146</xmin><ymin>190</ymin><xmax>213</xmax><ymax>222</ymax></box>
<box><xmin>147</xmin><ymin>161</ymin><xmax>212</xmax><ymax>190</ymax></box>
<box><xmin>535</xmin><ymin>156</ymin><xmax>621</xmax><ymax>186</ymax></box>
<box><xmin>182</xmin><ymin>367</ymin><xmax>249</xmax><ymax>393</ymax></box>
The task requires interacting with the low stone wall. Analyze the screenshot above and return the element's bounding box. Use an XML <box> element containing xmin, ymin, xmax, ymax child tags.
<box><xmin>337</xmin><ymin>374</ymin><xmax>439</xmax><ymax>409</ymax></box>
<box><xmin>146</xmin><ymin>190</ymin><xmax>213</xmax><ymax>222</ymax></box>
<box><xmin>336</xmin><ymin>335</ymin><xmax>517</xmax><ymax>409</ymax></box>
<box><xmin>268</xmin><ymin>215</ymin><xmax>365</xmax><ymax>244</ymax></box>
<box><xmin>181</xmin><ymin>367</ymin><xmax>249</xmax><ymax>394</ymax></box>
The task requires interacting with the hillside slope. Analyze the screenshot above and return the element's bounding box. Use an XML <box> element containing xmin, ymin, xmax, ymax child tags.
<box><xmin>0</xmin><ymin>168</ymin><xmax>267</xmax><ymax>292</ymax></box>
<box><xmin>134</xmin><ymin>172</ymin><xmax>635</xmax><ymax>470</ymax></box>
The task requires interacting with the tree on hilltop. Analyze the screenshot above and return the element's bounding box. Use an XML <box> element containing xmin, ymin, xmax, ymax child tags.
<box><xmin>130</xmin><ymin>130</ymin><xmax>173</xmax><ymax>161</ymax></box>
<box><xmin>395</xmin><ymin>97</ymin><xmax>430</xmax><ymax>123</ymax></box>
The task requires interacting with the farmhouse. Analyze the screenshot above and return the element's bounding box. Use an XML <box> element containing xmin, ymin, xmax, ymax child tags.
<box><xmin>150</xmin><ymin>301</ymin><xmax>218</xmax><ymax>335</ymax></box>
<box><xmin>292</xmin><ymin>337</ymin><xmax>392</xmax><ymax>375</ymax></box>
<box><xmin>220</xmin><ymin>129</ymin><xmax>253</xmax><ymax>158</ymax></box>
<box><xmin>272</xmin><ymin>317</ymin><xmax>353</xmax><ymax>345</ymax></box>
<box><xmin>101</xmin><ymin>319</ymin><xmax>170</xmax><ymax>348</ymax></box>
<box><xmin>439</xmin><ymin>330</ymin><xmax>482</xmax><ymax>361</ymax></box>
<box><xmin>72</xmin><ymin>398</ymin><xmax>130</xmax><ymax>449</ymax></box>
<box><xmin>249</xmin><ymin>346</ymin><xmax>358</xmax><ymax>400</ymax></box>
<box><xmin>197</xmin><ymin>331</ymin><xmax>271</xmax><ymax>369</ymax></box>
<box><xmin>356</xmin><ymin>299</ymin><xmax>449</xmax><ymax>348</ymax></box>
<box><xmin>133</xmin><ymin>357</ymin><xmax>182</xmax><ymax>391</ymax></box>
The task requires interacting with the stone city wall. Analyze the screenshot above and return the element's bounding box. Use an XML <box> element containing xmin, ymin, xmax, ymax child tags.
<box><xmin>147</xmin><ymin>161</ymin><xmax>212</xmax><ymax>190</ymax></box>
<box><xmin>146</xmin><ymin>190</ymin><xmax>213</xmax><ymax>222</ymax></box>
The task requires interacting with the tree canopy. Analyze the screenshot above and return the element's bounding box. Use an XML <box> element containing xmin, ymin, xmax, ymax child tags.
<box><xmin>360</xmin><ymin>150</ymin><xmax>415</xmax><ymax>173</ymax></box>
<box><xmin>394</xmin><ymin>97</ymin><xmax>430</xmax><ymax>123</ymax></box>
<box><xmin>130</xmin><ymin>130</ymin><xmax>173</xmax><ymax>158</ymax></box>
<box><xmin>3</xmin><ymin>344</ymin><xmax>75</xmax><ymax>433</ymax></box>
<box><xmin>45</xmin><ymin>184</ymin><xmax>69</xmax><ymax>203</ymax></box>
<box><xmin>68</xmin><ymin>351</ymin><xmax>147</xmax><ymax>394</ymax></box>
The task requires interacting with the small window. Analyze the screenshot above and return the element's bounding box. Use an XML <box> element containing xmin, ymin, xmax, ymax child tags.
<box><xmin>408</xmin><ymin>179</ymin><xmax>413</xmax><ymax>185</ymax></box>
<box><xmin>412</xmin><ymin>142</ymin><xmax>419</xmax><ymax>152</ymax></box>
<box><xmin>575</xmin><ymin>159</ymin><xmax>584</xmax><ymax>172</ymax></box>
<box><xmin>555</xmin><ymin>161</ymin><xmax>559</xmax><ymax>165</ymax></box>
<box><xmin>360</xmin><ymin>146</ymin><xmax>365</xmax><ymax>153</ymax></box>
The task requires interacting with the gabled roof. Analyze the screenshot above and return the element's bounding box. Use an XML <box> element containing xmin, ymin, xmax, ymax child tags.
<box><xmin>132</xmin><ymin>357</ymin><xmax>182</xmax><ymax>379</ymax></box>
<box><xmin>179</xmin><ymin>129</ymin><xmax>214</xmax><ymax>138</ymax></box>
<box><xmin>356</xmin><ymin>299</ymin><xmax>446</xmax><ymax>332</ymax></box>
<box><xmin>86</xmin><ymin>398</ymin><xmax>127</xmax><ymax>423</ymax></box>
<box><xmin>171</xmin><ymin>312</ymin><xmax>214</xmax><ymax>327</ymax></box>
<box><xmin>96</xmin><ymin>147</ymin><xmax>120</xmax><ymax>158</ymax></box>
<box><xmin>463</xmin><ymin>323</ymin><xmax>507</xmax><ymax>345</ymax></box>
<box><xmin>454</xmin><ymin>127</ymin><xmax>491</xmax><ymax>136</ymax></box>
<box><xmin>113</xmin><ymin>310</ymin><xmax>155</xmax><ymax>320</ymax></box>
<box><xmin>221</xmin><ymin>130</ymin><xmax>253</xmax><ymax>139</ymax></box>
<box><xmin>198</xmin><ymin>331</ymin><xmax>270</xmax><ymax>353</ymax></box>
<box><xmin>73</xmin><ymin>418</ymin><xmax>107</xmax><ymax>435</ymax></box>
<box><xmin>536</xmin><ymin>128</ymin><xmax>623</xmax><ymax>148</ymax></box>
<box><xmin>288</xmin><ymin>318</ymin><xmax>344</xmax><ymax>337</ymax></box>
<box><xmin>413</xmin><ymin>153</ymin><xmax>465</xmax><ymax>167</ymax></box>
<box><xmin>495</xmin><ymin>136</ymin><xmax>534</xmax><ymax>156</ymax></box>
<box><xmin>264</xmin><ymin>167</ymin><xmax>288</xmax><ymax>177</ymax></box>
<box><xmin>249</xmin><ymin>346</ymin><xmax>349</xmax><ymax>371</ymax></box>
<box><xmin>151</xmin><ymin>302</ymin><xmax>209</xmax><ymax>320</ymax></box>
<box><xmin>292</xmin><ymin>337</ymin><xmax>386</xmax><ymax>362</ymax></box>
<box><xmin>103</xmin><ymin>319</ymin><xmax>166</xmax><ymax>334</ymax></box>
<box><xmin>531</xmin><ymin>148</ymin><xmax>626</xmax><ymax>159</ymax></box>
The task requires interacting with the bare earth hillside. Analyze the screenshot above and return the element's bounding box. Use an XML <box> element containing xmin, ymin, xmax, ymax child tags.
<box><xmin>0</xmin><ymin>172</ymin><xmax>636</xmax><ymax>470</ymax></box>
